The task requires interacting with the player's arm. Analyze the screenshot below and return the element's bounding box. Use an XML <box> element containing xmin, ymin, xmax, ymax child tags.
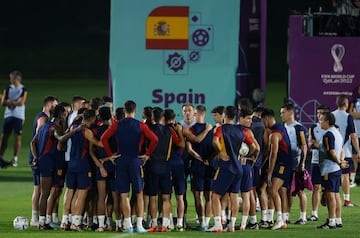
<box><xmin>170</xmin><ymin>124</ymin><xmax>185</xmax><ymax>149</ymax></box>
<box><xmin>13</xmin><ymin>89</ymin><xmax>28</xmax><ymax>106</ymax></box>
<box><xmin>30</xmin><ymin>134</ymin><xmax>39</xmax><ymax>165</ymax></box>
<box><xmin>54</xmin><ymin>123</ymin><xmax>83</xmax><ymax>143</ymax></box>
<box><xmin>244</xmin><ymin>129</ymin><xmax>260</xmax><ymax>163</ymax></box>
<box><xmin>348</xmin><ymin>101</ymin><xmax>360</xmax><ymax>119</ymax></box>
<box><xmin>88</xmin><ymin>142</ymin><xmax>108</xmax><ymax>177</ymax></box>
<box><xmin>183</xmin><ymin>123</ymin><xmax>212</xmax><ymax>143</ymax></box>
<box><xmin>139</xmin><ymin>123</ymin><xmax>159</xmax><ymax>162</ymax></box>
<box><xmin>348</xmin><ymin>116</ymin><xmax>360</xmax><ymax>159</ymax></box>
<box><xmin>260</xmin><ymin>129</ymin><xmax>270</xmax><ymax>166</ymax></box>
<box><xmin>297</xmin><ymin>127</ymin><xmax>308</xmax><ymax>169</ymax></box>
<box><xmin>35</xmin><ymin>116</ymin><xmax>48</xmax><ymax>134</ymax></box>
<box><xmin>85</xmin><ymin>127</ymin><xmax>103</xmax><ymax>148</ymax></box>
<box><xmin>186</xmin><ymin>141</ymin><xmax>203</xmax><ymax>162</ymax></box>
<box><xmin>101</xmin><ymin>121</ymin><xmax>117</xmax><ymax>156</ymax></box>
<box><xmin>1</xmin><ymin>89</ymin><xmax>11</xmax><ymax>107</ymax></box>
<box><xmin>267</xmin><ymin>132</ymin><xmax>281</xmax><ymax>186</ymax></box>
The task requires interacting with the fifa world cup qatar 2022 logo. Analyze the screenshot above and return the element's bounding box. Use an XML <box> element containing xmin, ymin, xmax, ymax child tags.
<box><xmin>331</xmin><ymin>44</ymin><xmax>345</xmax><ymax>73</ymax></box>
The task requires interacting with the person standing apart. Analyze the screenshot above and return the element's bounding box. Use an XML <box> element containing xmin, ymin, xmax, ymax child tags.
<box><xmin>0</xmin><ymin>70</ymin><xmax>28</xmax><ymax>167</ymax></box>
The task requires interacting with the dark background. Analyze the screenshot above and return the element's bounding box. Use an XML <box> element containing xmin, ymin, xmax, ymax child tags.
<box><xmin>0</xmin><ymin>0</ymin><xmax>335</xmax><ymax>80</ymax></box>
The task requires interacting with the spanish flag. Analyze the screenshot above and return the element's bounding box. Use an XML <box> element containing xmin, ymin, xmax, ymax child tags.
<box><xmin>146</xmin><ymin>6</ymin><xmax>189</xmax><ymax>50</ymax></box>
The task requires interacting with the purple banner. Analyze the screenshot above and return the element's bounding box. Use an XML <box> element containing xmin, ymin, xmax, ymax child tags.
<box><xmin>288</xmin><ymin>15</ymin><xmax>359</xmax><ymax>127</ymax></box>
<box><xmin>236</xmin><ymin>0</ymin><xmax>267</xmax><ymax>99</ymax></box>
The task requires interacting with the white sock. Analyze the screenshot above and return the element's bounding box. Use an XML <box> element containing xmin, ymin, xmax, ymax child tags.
<box><xmin>261</xmin><ymin>210</ymin><xmax>267</xmax><ymax>221</ymax></box>
<box><xmin>276</xmin><ymin>211</ymin><xmax>283</xmax><ymax>222</ymax></box>
<box><xmin>13</xmin><ymin>156</ymin><xmax>18</xmax><ymax>162</ymax></box>
<box><xmin>68</xmin><ymin>214</ymin><xmax>72</xmax><ymax>223</ymax></box>
<box><xmin>250</xmin><ymin>215</ymin><xmax>257</xmax><ymax>224</ymax></box>
<box><xmin>115</xmin><ymin>219</ymin><xmax>120</xmax><ymax>228</ymax></box>
<box><xmin>350</xmin><ymin>173</ymin><xmax>356</xmax><ymax>183</ymax></box>
<box><xmin>107</xmin><ymin>216</ymin><xmax>112</xmax><ymax>226</ymax></box>
<box><xmin>300</xmin><ymin>212</ymin><xmax>306</xmax><ymax>220</ymax></box>
<box><xmin>73</xmin><ymin>215</ymin><xmax>82</xmax><ymax>226</ymax></box>
<box><xmin>204</xmin><ymin>217</ymin><xmax>210</xmax><ymax>227</ymax></box>
<box><xmin>283</xmin><ymin>212</ymin><xmax>289</xmax><ymax>221</ymax></box>
<box><xmin>177</xmin><ymin>218</ymin><xmax>183</xmax><ymax>227</ymax></box>
<box><xmin>328</xmin><ymin>218</ymin><xmax>336</xmax><ymax>226</ymax></box>
<box><xmin>241</xmin><ymin>216</ymin><xmax>248</xmax><ymax>227</ymax></box>
<box><xmin>32</xmin><ymin>210</ymin><xmax>39</xmax><ymax>222</ymax></box>
<box><xmin>136</xmin><ymin>217</ymin><xmax>144</xmax><ymax>228</ymax></box>
<box><xmin>162</xmin><ymin>217</ymin><xmax>170</xmax><ymax>227</ymax></box>
<box><xmin>52</xmin><ymin>213</ymin><xmax>59</xmax><ymax>223</ymax></box>
<box><xmin>201</xmin><ymin>216</ymin><xmax>206</xmax><ymax>227</ymax></box>
<box><xmin>61</xmin><ymin>215</ymin><xmax>69</xmax><ymax>224</ymax></box>
<box><xmin>268</xmin><ymin>209</ymin><xmax>274</xmax><ymax>222</ymax></box>
<box><xmin>151</xmin><ymin>218</ymin><xmax>158</xmax><ymax>228</ymax></box>
<box><xmin>335</xmin><ymin>217</ymin><xmax>342</xmax><ymax>225</ymax></box>
<box><xmin>93</xmin><ymin>216</ymin><xmax>98</xmax><ymax>224</ymax></box>
<box><xmin>344</xmin><ymin>194</ymin><xmax>350</xmax><ymax>201</ymax></box>
<box><xmin>230</xmin><ymin>217</ymin><xmax>237</xmax><ymax>228</ymax></box>
<box><xmin>39</xmin><ymin>216</ymin><xmax>46</xmax><ymax>226</ymax></box>
<box><xmin>46</xmin><ymin>214</ymin><xmax>52</xmax><ymax>224</ymax></box>
<box><xmin>311</xmin><ymin>210</ymin><xmax>318</xmax><ymax>217</ymax></box>
<box><xmin>214</xmin><ymin>216</ymin><xmax>222</xmax><ymax>228</ymax></box>
<box><xmin>123</xmin><ymin>217</ymin><xmax>132</xmax><ymax>229</ymax></box>
<box><xmin>98</xmin><ymin>215</ymin><xmax>105</xmax><ymax>228</ymax></box>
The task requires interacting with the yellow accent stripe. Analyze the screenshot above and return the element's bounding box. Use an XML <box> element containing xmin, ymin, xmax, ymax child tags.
<box><xmin>299</xmin><ymin>131</ymin><xmax>306</xmax><ymax>146</ymax></box>
<box><xmin>166</xmin><ymin>136</ymin><xmax>173</xmax><ymax>161</ymax></box>
<box><xmin>324</xmin><ymin>137</ymin><xmax>329</xmax><ymax>151</ymax></box>
<box><xmin>349</xmin><ymin>103</ymin><xmax>354</xmax><ymax>112</ymax></box>
<box><xmin>213</xmin><ymin>168</ymin><xmax>220</xmax><ymax>180</ymax></box>
<box><xmin>146</xmin><ymin>17</ymin><xmax>189</xmax><ymax>39</ymax></box>
<box><xmin>219</xmin><ymin>136</ymin><xmax>227</xmax><ymax>156</ymax></box>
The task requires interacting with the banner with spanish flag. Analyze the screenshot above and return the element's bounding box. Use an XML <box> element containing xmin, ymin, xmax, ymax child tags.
<box><xmin>110</xmin><ymin>0</ymin><xmax>240</xmax><ymax>121</ymax></box>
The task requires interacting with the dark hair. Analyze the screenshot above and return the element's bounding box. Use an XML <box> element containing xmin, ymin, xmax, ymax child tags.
<box><xmin>115</xmin><ymin>107</ymin><xmax>125</xmax><ymax>120</ymax></box>
<box><xmin>124</xmin><ymin>100</ymin><xmax>136</xmax><ymax>113</ymax></box>
<box><xmin>317</xmin><ymin>104</ymin><xmax>330</xmax><ymax>112</ymax></box>
<box><xmin>224</xmin><ymin>106</ymin><xmax>236</xmax><ymax>120</ymax></box>
<box><xmin>58</xmin><ymin>101</ymin><xmax>71</xmax><ymax>109</ymax></box>
<box><xmin>83</xmin><ymin>109</ymin><xmax>96</xmax><ymax>121</ymax></box>
<box><xmin>236</xmin><ymin>98</ymin><xmax>252</xmax><ymax>110</ymax></box>
<box><xmin>152</xmin><ymin>107</ymin><xmax>164</xmax><ymax>123</ymax></box>
<box><xmin>72</xmin><ymin>95</ymin><xmax>86</xmax><ymax>103</ymax></box>
<box><xmin>53</xmin><ymin>105</ymin><xmax>65</xmax><ymax>118</ymax></box>
<box><xmin>211</xmin><ymin>105</ymin><xmax>224</xmax><ymax>114</ymax></box>
<box><xmin>253</xmin><ymin>106</ymin><xmax>265</xmax><ymax>114</ymax></box>
<box><xmin>281</xmin><ymin>103</ymin><xmax>295</xmax><ymax>111</ymax></box>
<box><xmin>196</xmin><ymin>105</ymin><xmax>206</xmax><ymax>115</ymax></box>
<box><xmin>102</xmin><ymin>96</ymin><xmax>113</xmax><ymax>103</ymax></box>
<box><xmin>336</xmin><ymin>94</ymin><xmax>348</xmax><ymax>107</ymax></box>
<box><xmin>322</xmin><ymin>112</ymin><xmax>336</xmax><ymax>126</ymax></box>
<box><xmin>78</xmin><ymin>107</ymin><xmax>87</xmax><ymax>115</ymax></box>
<box><xmin>261</xmin><ymin>108</ymin><xmax>275</xmax><ymax>118</ymax></box>
<box><xmin>43</xmin><ymin>96</ymin><xmax>58</xmax><ymax>106</ymax></box>
<box><xmin>142</xmin><ymin>106</ymin><xmax>152</xmax><ymax>124</ymax></box>
<box><xmin>239</xmin><ymin>108</ymin><xmax>253</xmax><ymax>118</ymax></box>
<box><xmin>90</xmin><ymin>97</ymin><xmax>104</xmax><ymax>110</ymax></box>
<box><xmin>164</xmin><ymin>109</ymin><xmax>176</xmax><ymax>121</ymax></box>
<box><xmin>99</xmin><ymin>107</ymin><xmax>112</xmax><ymax>121</ymax></box>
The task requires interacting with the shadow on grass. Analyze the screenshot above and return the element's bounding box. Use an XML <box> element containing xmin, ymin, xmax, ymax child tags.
<box><xmin>0</xmin><ymin>168</ymin><xmax>33</xmax><ymax>182</ymax></box>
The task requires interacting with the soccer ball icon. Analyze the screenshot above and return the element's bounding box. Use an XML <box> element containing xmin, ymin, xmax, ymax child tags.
<box><xmin>239</xmin><ymin>142</ymin><xmax>249</xmax><ymax>156</ymax></box>
<box><xmin>13</xmin><ymin>216</ymin><xmax>29</xmax><ymax>230</ymax></box>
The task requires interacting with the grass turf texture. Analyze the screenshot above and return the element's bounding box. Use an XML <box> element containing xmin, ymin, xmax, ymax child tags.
<box><xmin>1</xmin><ymin>79</ymin><xmax>360</xmax><ymax>237</ymax></box>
